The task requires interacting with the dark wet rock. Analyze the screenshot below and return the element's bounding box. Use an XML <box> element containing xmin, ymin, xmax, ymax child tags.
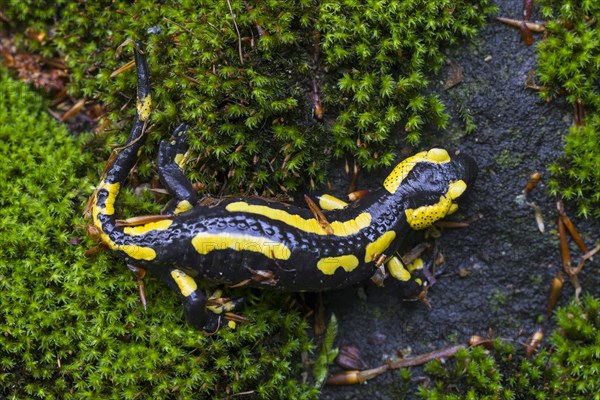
<box><xmin>320</xmin><ymin>1</ymin><xmax>600</xmax><ymax>398</ymax></box>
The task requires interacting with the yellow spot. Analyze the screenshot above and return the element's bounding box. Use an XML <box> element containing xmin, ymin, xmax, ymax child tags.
<box><xmin>170</xmin><ymin>269</ymin><xmax>197</xmax><ymax>297</ymax></box>
<box><xmin>387</xmin><ymin>256</ymin><xmax>411</xmax><ymax>281</ymax></box>
<box><xmin>405</xmin><ymin>197</ymin><xmax>451</xmax><ymax>230</ymax></box>
<box><xmin>407</xmin><ymin>258</ymin><xmax>424</xmax><ymax>272</ymax></box>
<box><xmin>93</xmin><ymin>203</ymin><xmax>156</xmax><ymax>260</ymax></box>
<box><xmin>448</xmin><ymin>180</ymin><xmax>467</xmax><ymax>200</ymax></box>
<box><xmin>191</xmin><ymin>232</ymin><xmax>291</xmax><ymax>260</ymax></box>
<box><xmin>317</xmin><ymin>255</ymin><xmax>359</xmax><ymax>275</ymax></box>
<box><xmin>136</xmin><ymin>95</ymin><xmax>152</xmax><ymax>121</ymax></box>
<box><xmin>174</xmin><ymin>200</ymin><xmax>193</xmax><ymax>214</ymax></box>
<box><xmin>384</xmin><ymin>149</ymin><xmax>451</xmax><ymax>193</ymax></box>
<box><xmin>364</xmin><ymin>231</ymin><xmax>396</xmax><ymax>262</ymax></box>
<box><xmin>405</xmin><ymin>181</ymin><xmax>467</xmax><ymax>229</ymax></box>
<box><xmin>225</xmin><ymin>202</ymin><xmax>371</xmax><ymax>236</ymax></box>
<box><xmin>318</xmin><ymin>194</ymin><xmax>349</xmax><ymax>211</ymax></box>
<box><xmin>91</xmin><ymin>196</ymin><xmax>102</xmax><ymax>231</ymax></box>
<box><xmin>97</xmin><ymin>181</ymin><xmax>121</xmax><ymax>215</ymax></box>
<box><xmin>415</xmin><ymin>278</ymin><xmax>423</xmax><ymax>286</ymax></box>
<box><xmin>427</xmin><ymin>148</ymin><xmax>452</xmax><ymax>163</ymax></box>
<box><xmin>119</xmin><ymin>244</ymin><xmax>156</xmax><ymax>260</ymax></box>
<box><xmin>207</xmin><ymin>297</ymin><xmax>238</xmax><ymax>314</ymax></box>
<box><xmin>207</xmin><ymin>304</ymin><xmax>223</xmax><ymax>314</ymax></box>
<box><xmin>99</xmin><ymin>232</ymin><xmax>156</xmax><ymax>260</ymax></box>
<box><xmin>174</xmin><ymin>153</ymin><xmax>186</xmax><ymax>169</ymax></box>
<box><xmin>124</xmin><ymin>219</ymin><xmax>173</xmax><ymax>235</ymax></box>
<box><xmin>448</xmin><ymin>203</ymin><xmax>459</xmax><ymax>215</ymax></box>
<box><xmin>228</xmin><ymin>320</ymin><xmax>237</xmax><ymax>329</ymax></box>
<box><xmin>207</xmin><ymin>290</ymin><xmax>233</xmax><ymax>315</ymax></box>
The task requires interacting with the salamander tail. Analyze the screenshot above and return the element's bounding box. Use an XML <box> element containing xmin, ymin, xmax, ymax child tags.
<box><xmin>91</xmin><ymin>41</ymin><xmax>151</xmax><ymax>237</ymax></box>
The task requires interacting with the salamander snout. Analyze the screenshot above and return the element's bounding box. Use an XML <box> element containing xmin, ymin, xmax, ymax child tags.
<box><xmin>452</xmin><ymin>152</ymin><xmax>478</xmax><ymax>192</ymax></box>
<box><xmin>389</xmin><ymin>149</ymin><xmax>478</xmax><ymax>230</ymax></box>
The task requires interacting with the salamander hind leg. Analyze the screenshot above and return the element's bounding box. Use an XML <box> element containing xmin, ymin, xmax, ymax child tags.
<box><xmin>205</xmin><ymin>289</ymin><xmax>246</xmax><ymax>332</ymax></box>
<box><xmin>157</xmin><ymin>123</ymin><xmax>198</xmax><ymax>215</ymax></box>
<box><xmin>167</xmin><ymin>269</ymin><xmax>245</xmax><ymax>333</ymax></box>
<box><xmin>386</xmin><ymin>254</ymin><xmax>432</xmax><ymax>306</ymax></box>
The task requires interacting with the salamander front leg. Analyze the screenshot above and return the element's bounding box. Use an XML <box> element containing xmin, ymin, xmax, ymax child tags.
<box><xmin>167</xmin><ymin>269</ymin><xmax>245</xmax><ymax>332</ymax></box>
<box><xmin>386</xmin><ymin>255</ymin><xmax>431</xmax><ymax>305</ymax></box>
<box><xmin>157</xmin><ymin>123</ymin><xmax>198</xmax><ymax>215</ymax></box>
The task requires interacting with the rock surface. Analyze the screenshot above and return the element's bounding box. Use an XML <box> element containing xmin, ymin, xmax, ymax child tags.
<box><xmin>320</xmin><ymin>1</ymin><xmax>600</xmax><ymax>398</ymax></box>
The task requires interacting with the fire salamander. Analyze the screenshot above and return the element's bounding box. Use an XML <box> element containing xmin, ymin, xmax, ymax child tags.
<box><xmin>88</xmin><ymin>43</ymin><xmax>477</xmax><ymax>332</ymax></box>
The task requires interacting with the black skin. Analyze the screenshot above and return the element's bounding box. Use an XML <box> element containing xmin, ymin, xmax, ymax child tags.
<box><xmin>91</xmin><ymin>43</ymin><xmax>478</xmax><ymax>331</ymax></box>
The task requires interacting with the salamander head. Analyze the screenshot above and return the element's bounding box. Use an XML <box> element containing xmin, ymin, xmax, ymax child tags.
<box><xmin>384</xmin><ymin>149</ymin><xmax>477</xmax><ymax>230</ymax></box>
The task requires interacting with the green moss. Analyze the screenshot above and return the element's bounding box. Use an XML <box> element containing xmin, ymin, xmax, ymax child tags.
<box><xmin>390</xmin><ymin>368</ymin><xmax>413</xmax><ymax>398</ymax></box>
<box><xmin>0</xmin><ymin>67</ymin><xmax>317</xmax><ymax>399</ymax></box>
<box><xmin>3</xmin><ymin>0</ymin><xmax>496</xmax><ymax>193</ymax></box>
<box><xmin>547</xmin><ymin>115</ymin><xmax>600</xmax><ymax>219</ymax></box>
<box><xmin>420</xmin><ymin>341</ymin><xmax>559</xmax><ymax>399</ymax></box>
<box><xmin>488</xmin><ymin>289</ymin><xmax>511</xmax><ymax>314</ymax></box>
<box><xmin>529</xmin><ymin>274</ymin><xmax>544</xmax><ymax>287</ymax></box>
<box><xmin>418</xmin><ymin>294</ymin><xmax>600</xmax><ymax>399</ymax></box>
<box><xmin>550</xmin><ymin>294</ymin><xmax>600</xmax><ymax>398</ymax></box>
<box><xmin>494</xmin><ymin>148</ymin><xmax>525</xmax><ymax>169</ymax></box>
<box><xmin>536</xmin><ymin>0</ymin><xmax>600</xmax><ymax>219</ymax></box>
